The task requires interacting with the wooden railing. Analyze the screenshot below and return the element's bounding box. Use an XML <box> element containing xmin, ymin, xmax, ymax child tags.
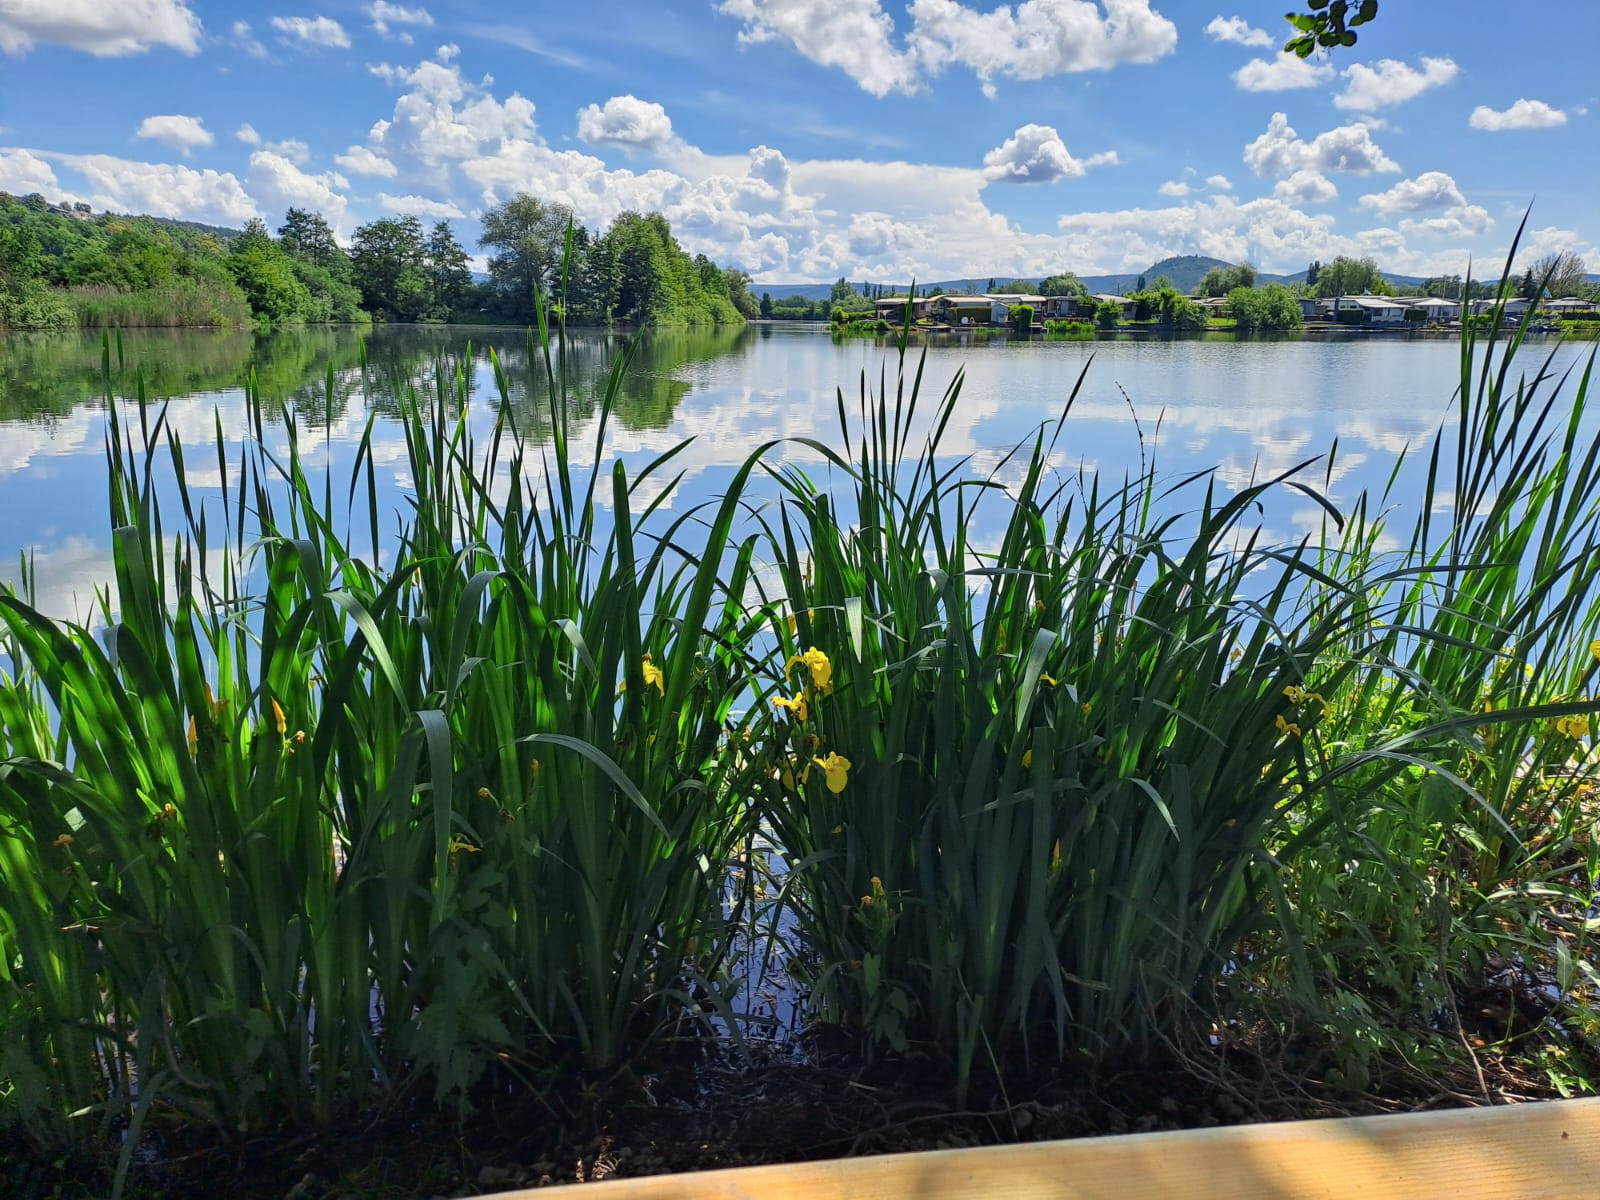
<box><xmin>483</xmin><ymin>1097</ymin><xmax>1600</xmax><ymax>1200</ymax></box>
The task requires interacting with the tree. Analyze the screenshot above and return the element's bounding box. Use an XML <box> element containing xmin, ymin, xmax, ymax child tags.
<box><xmin>1525</xmin><ymin>251</ymin><xmax>1588</xmax><ymax>298</ymax></box>
<box><xmin>1094</xmin><ymin>299</ymin><xmax>1121</xmax><ymax>330</ymax></box>
<box><xmin>1198</xmin><ymin>263</ymin><xmax>1257</xmax><ymax>297</ymax></box>
<box><xmin>1037</xmin><ymin>272</ymin><xmax>1089</xmax><ymax>298</ymax></box>
<box><xmin>351</xmin><ymin>216</ymin><xmax>429</xmax><ymax>321</ymax></box>
<box><xmin>1313</xmin><ymin>255</ymin><xmax>1385</xmax><ymax>299</ymax></box>
<box><xmin>480</xmin><ymin>194</ymin><xmax>574</xmax><ymax>320</ymax></box>
<box><xmin>425</xmin><ymin>221</ymin><xmax>472</xmax><ymax>317</ymax></box>
<box><xmin>723</xmin><ymin>267</ymin><xmax>760</xmax><ymax>319</ymax></box>
<box><xmin>1306</xmin><ymin>260</ymin><xmax>1321</xmax><ymax>289</ymax></box>
<box><xmin>1227</xmin><ymin>284</ymin><xmax>1304</xmax><ymax>332</ymax></box>
<box><xmin>830</xmin><ymin>276</ymin><xmax>857</xmax><ymax>305</ymax></box>
<box><xmin>1284</xmin><ymin>0</ymin><xmax>1379</xmax><ymax>58</ymax></box>
<box><xmin>759</xmin><ymin>292</ymin><xmax>773</xmax><ymax>318</ymax></box>
<box><xmin>1136</xmin><ymin>275</ymin><xmax>1146</xmax><ymax>292</ymax></box>
<box><xmin>226</xmin><ymin>218</ymin><xmax>313</xmax><ymax>324</ymax></box>
<box><xmin>1008</xmin><ymin>303</ymin><xmax>1033</xmax><ymax>334</ymax></box>
<box><xmin>1423</xmin><ymin>274</ymin><xmax>1463</xmax><ymax>299</ymax></box>
<box><xmin>277</xmin><ymin>208</ymin><xmax>343</xmax><ymax>272</ymax></box>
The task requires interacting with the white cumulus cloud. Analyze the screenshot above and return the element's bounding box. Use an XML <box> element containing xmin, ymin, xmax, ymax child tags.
<box><xmin>1204</xmin><ymin>15</ymin><xmax>1272</xmax><ymax>47</ymax></box>
<box><xmin>1206</xmin><ymin>173</ymin><xmax>1233</xmax><ymax>190</ymax></box>
<box><xmin>577</xmin><ymin>95</ymin><xmax>676</xmax><ymax>148</ymax></box>
<box><xmin>335</xmin><ymin>145</ymin><xmax>399</xmax><ymax>177</ymax></box>
<box><xmin>44</xmin><ymin>152</ymin><xmax>259</xmax><ymax>224</ymax></box>
<box><xmin>246</xmin><ymin>150</ymin><xmax>349</xmax><ymax>232</ymax></box>
<box><xmin>263</xmin><ymin>138</ymin><xmax>312</xmax><ymax>164</ymax></box>
<box><xmin>719</xmin><ymin>0</ymin><xmax>1178</xmax><ymax>99</ymax></box>
<box><xmin>1399</xmin><ymin>207</ymin><xmax>1491</xmax><ymax>238</ymax></box>
<box><xmin>1335</xmin><ymin>56</ymin><xmax>1458</xmax><ymax>111</ymax></box>
<box><xmin>1158</xmin><ymin>179</ymin><xmax>1189</xmax><ymax>196</ymax></box>
<box><xmin>981</xmin><ymin>124</ymin><xmax>1115</xmax><ymax>183</ymax></box>
<box><xmin>380</xmin><ymin>192</ymin><xmax>464</xmax><ymax>219</ymax></box>
<box><xmin>1273</xmin><ymin>169</ymin><xmax>1336</xmax><ymax>205</ymax></box>
<box><xmin>0</xmin><ymin>0</ymin><xmax>201</xmax><ymax>56</ymax></box>
<box><xmin>1358</xmin><ymin>170</ymin><xmax>1466</xmax><ymax>214</ymax></box>
<box><xmin>134</xmin><ymin>114</ymin><xmax>213</xmax><ymax>156</ymax></box>
<box><xmin>1233</xmin><ymin>53</ymin><xmax>1333</xmax><ymax>92</ymax></box>
<box><xmin>1469</xmin><ymin>99</ymin><xmax>1568</xmax><ymax>131</ymax></box>
<box><xmin>909</xmin><ymin>0</ymin><xmax>1179</xmax><ymax>96</ymax></box>
<box><xmin>235</xmin><ymin>123</ymin><xmax>262</xmax><ymax>145</ymax></box>
<box><xmin>0</xmin><ymin>147</ymin><xmax>61</xmax><ymax>195</ymax></box>
<box><xmin>1243</xmin><ymin>112</ymin><xmax>1399</xmax><ymax>177</ymax></box>
<box><xmin>718</xmin><ymin>0</ymin><xmax>921</xmax><ymax>97</ymax></box>
<box><xmin>270</xmin><ymin>15</ymin><xmax>350</xmax><ymax>49</ymax></box>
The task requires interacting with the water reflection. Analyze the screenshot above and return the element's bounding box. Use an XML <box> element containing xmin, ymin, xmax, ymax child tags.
<box><xmin>1</xmin><ymin>323</ymin><xmax>1593</xmax><ymax>621</ymax></box>
<box><xmin>0</xmin><ymin>323</ymin><xmax>750</xmax><ymax>432</ymax></box>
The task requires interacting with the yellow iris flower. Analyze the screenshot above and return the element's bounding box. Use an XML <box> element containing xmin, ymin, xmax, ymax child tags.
<box><xmin>787</xmin><ymin>647</ymin><xmax>833</xmax><ymax>694</ymax></box>
<box><xmin>618</xmin><ymin>656</ymin><xmax>665</xmax><ymax>696</ymax></box>
<box><xmin>772</xmin><ymin>693</ymin><xmax>809</xmax><ymax>722</ymax></box>
<box><xmin>811</xmin><ymin>751</ymin><xmax>851</xmax><ymax>794</ymax></box>
<box><xmin>1555</xmin><ymin>714</ymin><xmax>1591</xmax><ymax>740</ymax></box>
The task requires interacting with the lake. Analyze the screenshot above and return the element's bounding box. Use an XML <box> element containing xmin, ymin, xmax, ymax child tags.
<box><xmin>1</xmin><ymin>323</ymin><xmax>1592</xmax><ymax>621</ymax></box>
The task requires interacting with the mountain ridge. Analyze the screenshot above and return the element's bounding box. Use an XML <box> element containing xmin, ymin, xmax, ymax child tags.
<box><xmin>757</xmin><ymin>259</ymin><xmax>1450</xmax><ymax>302</ymax></box>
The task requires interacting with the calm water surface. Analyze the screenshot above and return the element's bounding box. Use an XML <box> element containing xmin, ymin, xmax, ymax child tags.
<box><xmin>0</xmin><ymin>324</ymin><xmax>1591</xmax><ymax>620</ymax></box>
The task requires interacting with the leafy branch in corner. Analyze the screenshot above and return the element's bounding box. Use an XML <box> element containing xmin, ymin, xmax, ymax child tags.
<box><xmin>1283</xmin><ymin>0</ymin><xmax>1378</xmax><ymax>58</ymax></box>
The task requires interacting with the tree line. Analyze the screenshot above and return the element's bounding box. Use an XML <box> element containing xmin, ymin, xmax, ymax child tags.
<box><xmin>0</xmin><ymin>190</ymin><xmax>753</xmax><ymax>331</ymax></box>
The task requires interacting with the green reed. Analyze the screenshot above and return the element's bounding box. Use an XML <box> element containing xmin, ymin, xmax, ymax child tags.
<box><xmin>1256</xmin><ymin>232</ymin><xmax>1600</xmax><ymax>1083</ymax></box>
<box><xmin>0</xmin><ymin>303</ymin><xmax>767</xmax><ymax>1162</ymax></box>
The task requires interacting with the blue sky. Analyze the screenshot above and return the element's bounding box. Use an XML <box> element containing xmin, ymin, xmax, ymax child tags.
<box><xmin>1</xmin><ymin>1</ymin><xmax>1594</xmax><ymax>283</ymax></box>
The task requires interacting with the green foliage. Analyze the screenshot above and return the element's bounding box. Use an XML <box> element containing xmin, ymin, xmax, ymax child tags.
<box><xmin>1037</xmin><ymin>272</ymin><xmax>1089</xmax><ymax>298</ymax></box>
<box><xmin>71</xmin><ymin>279</ymin><xmax>253</xmax><ymax>328</ymax></box>
<box><xmin>226</xmin><ymin>219</ymin><xmax>314</xmax><ymax>325</ymax></box>
<box><xmin>1094</xmin><ymin>299</ymin><xmax>1121</xmax><ymax>329</ymax></box>
<box><xmin>1008</xmin><ymin>302</ymin><xmax>1033</xmax><ymax>334</ymax></box>
<box><xmin>755</xmin><ymin>350</ymin><xmax>1353</xmax><ymax>1091</ymax></box>
<box><xmin>479</xmin><ymin>195</ymin><xmax>571</xmax><ymax>319</ymax></box>
<box><xmin>350</xmin><ymin>216</ymin><xmax>430</xmax><ymax>321</ymax></box>
<box><xmin>1044</xmin><ymin>319</ymin><xmax>1094</xmax><ymax>339</ymax></box>
<box><xmin>0</xmin><ymin>322</ymin><xmax>764</xmax><ymax>1150</ymax></box>
<box><xmin>1250</xmin><ymin>236</ymin><xmax>1600</xmax><ymax>1084</ymax></box>
<box><xmin>1226</xmin><ymin>283</ymin><xmax>1304</xmax><ymax>332</ymax></box>
<box><xmin>1524</xmin><ymin>250</ymin><xmax>1589</xmax><ymax>298</ymax></box>
<box><xmin>0</xmin><ymin>193</ymin><xmax>379</xmax><ymax>329</ymax></box>
<box><xmin>1284</xmin><ymin>0</ymin><xmax>1378</xmax><ymax>57</ymax></box>
<box><xmin>0</xmin><ymin>192</ymin><xmax>260</xmax><ymax>329</ymax></box>
<box><xmin>1198</xmin><ymin>262</ymin><xmax>1258</xmax><ymax>297</ymax></box>
<box><xmin>1314</xmin><ymin>255</ymin><xmax>1389</xmax><ymax>298</ymax></box>
<box><xmin>0</xmin><ymin>279</ymin><xmax>74</xmax><ymax>330</ymax></box>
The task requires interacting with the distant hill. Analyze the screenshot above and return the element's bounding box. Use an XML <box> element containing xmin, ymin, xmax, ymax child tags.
<box><xmin>758</xmin><ymin>256</ymin><xmax>1438</xmax><ymax>302</ymax></box>
<box><xmin>1129</xmin><ymin>255</ymin><xmax>1232</xmax><ymax>294</ymax></box>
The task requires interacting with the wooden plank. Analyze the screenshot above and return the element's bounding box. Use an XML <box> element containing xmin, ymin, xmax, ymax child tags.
<box><xmin>484</xmin><ymin>1098</ymin><xmax>1600</xmax><ymax>1200</ymax></box>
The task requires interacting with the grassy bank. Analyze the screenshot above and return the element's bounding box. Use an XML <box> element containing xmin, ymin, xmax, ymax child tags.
<box><xmin>1</xmin><ymin>254</ymin><xmax>1597</xmax><ymax>1194</ymax></box>
<box><xmin>68</xmin><ymin>279</ymin><xmax>255</xmax><ymax>329</ymax></box>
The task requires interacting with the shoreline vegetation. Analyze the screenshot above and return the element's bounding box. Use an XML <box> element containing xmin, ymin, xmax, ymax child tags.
<box><xmin>9</xmin><ymin>191</ymin><xmax>1595</xmax><ymax>343</ymax></box>
<box><xmin>0</xmin><ymin>190</ymin><xmax>755</xmax><ymax>334</ymax></box>
<box><xmin>2</xmin><ymin>235</ymin><xmax>1599</xmax><ymax>1197</ymax></box>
